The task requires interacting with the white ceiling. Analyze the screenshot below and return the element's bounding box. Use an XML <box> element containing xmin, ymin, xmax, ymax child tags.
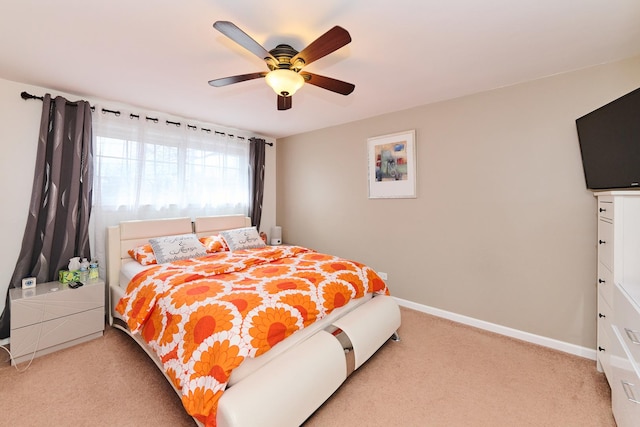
<box><xmin>1</xmin><ymin>0</ymin><xmax>639</xmax><ymax>139</ymax></box>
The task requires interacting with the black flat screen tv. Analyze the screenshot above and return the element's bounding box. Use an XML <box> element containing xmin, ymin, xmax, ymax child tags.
<box><xmin>576</xmin><ymin>87</ymin><xmax>640</xmax><ymax>190</ymax></box>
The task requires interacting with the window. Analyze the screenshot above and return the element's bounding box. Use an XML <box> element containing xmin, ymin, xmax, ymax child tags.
<box><xmin>94</xmin><ymin>135</ymin><xmax>248</xmax><ymax>212</ymax></box>
<box><xmin>90</xmin><ymin>107</ymin><xmax>250</xmax><ymax>271</ymax></box>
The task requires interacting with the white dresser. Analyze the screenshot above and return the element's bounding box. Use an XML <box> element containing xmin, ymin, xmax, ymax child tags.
<box><xmin>9</xmin><ymin>278</ymin><xmax>105</xmax><ymax>365</ymax></box>
<box><xmin>595</xmin><ymin>191</ymin><xmax>640</xmax><ymax>426</ymax></box>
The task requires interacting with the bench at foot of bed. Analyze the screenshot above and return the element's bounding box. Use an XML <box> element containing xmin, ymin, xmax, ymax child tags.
<box><xmin>217</xmin><ymin>295</ymin><xmax>401</xmax><ymax>427</ymax></box>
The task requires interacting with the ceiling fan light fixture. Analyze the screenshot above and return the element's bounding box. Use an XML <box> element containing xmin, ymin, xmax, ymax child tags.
<box><xmin>265</xmin><ymin>69</ymin><xmax>305</xmax><ymax>97</ymax></box>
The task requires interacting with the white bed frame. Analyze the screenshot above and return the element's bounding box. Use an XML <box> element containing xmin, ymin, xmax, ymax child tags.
<box><xmin>107</xmin><ymin>215</ymin><xmax>401</xmax><ymax>427</ymax></box>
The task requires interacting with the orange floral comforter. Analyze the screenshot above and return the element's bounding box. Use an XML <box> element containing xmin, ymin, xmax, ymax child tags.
<box><xmin>115</xmin><ymin>245</ymin><xmax>388</xmax><ymax>426</ymax></box>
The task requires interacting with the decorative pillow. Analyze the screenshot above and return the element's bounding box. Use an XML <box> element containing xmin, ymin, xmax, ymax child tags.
<box><xmin>128</xmin><ymin>243</ymin><xmax>157</xmax><ymax>266</ymax></box>
<box><xmin>149</xmin><ymin>233</ymin><xmax>207</xmax><ymax>264</ymax></box>
<box><xmin>199</xmin><ymin>234</ymin><xmax>229</xmax><ymax>253</ymax></box>
<box><xmin>220</xmin><ymin>227</ymin><xmax>266</xmax><ymax>251</ymax></box>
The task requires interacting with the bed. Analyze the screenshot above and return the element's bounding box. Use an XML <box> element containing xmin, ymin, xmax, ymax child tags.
<box><xmin>106</xmin><ymin>214</ymin><xmax>401</xmax><ymax>427</ymax></box>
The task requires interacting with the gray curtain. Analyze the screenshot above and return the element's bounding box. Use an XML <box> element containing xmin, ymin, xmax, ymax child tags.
<box><xmin>0</xmin><ymin>94</ymin><xmax>93</xmax><ymax>339</ymax></box>
<box><xmin>249</xmin><ymin>137</ymin><xmax>266</xmax><ymax>230</ymax></box>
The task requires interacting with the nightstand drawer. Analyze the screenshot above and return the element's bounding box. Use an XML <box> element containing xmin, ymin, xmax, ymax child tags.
<box><xmin>10</xmin><ymin>307</ymin><xmax>104</xmax><ymax>360</ymax></box>
<box><xmin>9</xmin><ymin>279</ymin><xmax>105</xmax><ymax>365</ymax></box>
<box><xmin>11</xmin><ymin>281</ymin><xmax>104</xmax><ymax>328</ymax></box>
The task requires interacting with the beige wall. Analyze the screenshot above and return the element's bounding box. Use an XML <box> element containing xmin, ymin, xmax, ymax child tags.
<box><xmin>277</xmin><ymin>55</ymin><xmax>640</xmax><ymax>348</ymax></box>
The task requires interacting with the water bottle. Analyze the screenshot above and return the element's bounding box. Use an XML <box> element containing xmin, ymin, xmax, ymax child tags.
<box><xmin>89</xmin><ymin>259</ymin><xmax>99</xmax><ymax>280</ymax></box>
<box><xmin>79</xmin><ymin>258</ymin><xmax>89</xmax><ymax>282</ymax></box>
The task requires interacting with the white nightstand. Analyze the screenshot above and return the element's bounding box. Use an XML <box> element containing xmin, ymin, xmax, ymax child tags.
<box><xmin>9</xmin><ymin>278</ymin><xmax>105</xmax><ymax>365</ymax></box>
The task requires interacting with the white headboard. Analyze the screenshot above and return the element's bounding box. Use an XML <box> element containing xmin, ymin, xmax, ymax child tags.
<box><xmin>194</xmin><ymin>215</ymin><xmax>251</xmax><ymax>237</ymax></box>
<box><xmin>106</xmin><ymin>215</ymin><xmax>251</xmax><ymax>290</ymax></box>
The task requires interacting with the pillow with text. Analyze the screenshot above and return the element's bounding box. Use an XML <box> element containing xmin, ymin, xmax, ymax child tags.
<box><xmin>220</xmin><ymin>227</ymin><xmax>266</xmax><ymax>251</ymax></box>
<box><xmin>149</xmin><ymin>233</ymin><xmax>207</xmax><ymax>263</ymax></box>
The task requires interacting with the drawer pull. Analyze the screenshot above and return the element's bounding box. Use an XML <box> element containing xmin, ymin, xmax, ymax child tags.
<box><xmin>599</xmin><ymin>240</ymin><xmax>606</xmax><ymax>245</ymax></box>
<box><xmin>598</xmin><ymin>279</ymin><xmax>606</xmax><ymax>284</ymax></box>
<box><xmin>621</xmin><ymin>381</ymin><xmax>640</xmax><ymax>404</ymax></box>
<box><xmin>598</xmin><ymin>346</ymin><xmax>606</xmax><ymax>352</ymax></box>
<box><xmin>625</xmin><ymin>328</ymin><xmax>640</xmax><ymax>345</ymax></box>
<box><xmin>599</xmin><ymin>313</ymin><xmax>606</xmax><ymax>318</ymax></box>
<box><xmin>599</xmin><ymin>208</ymin><xmax>607</xmax><ymax>213</ymax></box>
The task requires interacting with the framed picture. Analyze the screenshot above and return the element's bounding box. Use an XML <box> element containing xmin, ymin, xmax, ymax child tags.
<box><xmin>367</xmin><ymin>130</ymin><xmax>416</xmax><ymax>198</ymax></box>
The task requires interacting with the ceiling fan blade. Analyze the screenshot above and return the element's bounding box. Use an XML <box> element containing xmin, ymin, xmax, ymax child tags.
<box><xmin>300</xmin><ymin>72</ymin><xmax>355</xmax><ymax>95</ymax></box>
<box><xmin>290</xmin><ymin>26</ymin><xmax>351</xmax><ymax>69</ymax></box>
<box><xmin>213</xmin><ymin>21</ymin><xmax>276</xmax><ymax>66</ymax></box>
<box><xmin>208</xmin><ymin>72</ymin><xmax>267</xmax><ymax>87</ymax></box>
<box><xmin>277</xmin><ymin>95</ymin><xmax>292</xmax><ymax>110</ymax></box>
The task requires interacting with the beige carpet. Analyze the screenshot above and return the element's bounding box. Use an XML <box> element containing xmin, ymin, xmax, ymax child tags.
<box><xmin>0</xmin><ymin>307</ymin><xmax>614</xmax><ymax>427</ymax></box>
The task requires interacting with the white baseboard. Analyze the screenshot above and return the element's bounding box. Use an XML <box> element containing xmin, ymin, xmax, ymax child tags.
<box><xmin>393</xmin><ymin>297</ymin><xmax>596</xmax><ymax>360</ymax></box>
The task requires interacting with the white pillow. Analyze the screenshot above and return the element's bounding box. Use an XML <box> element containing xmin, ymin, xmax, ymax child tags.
<box><xmin>149</xmin><ymin>233</ymin><xmax>207</xmax><ymax>263</ymax></box>
<box><xmin>220</xmin><ymin>227</ymin><xmax>266</xmax><ymax>251</ymax></box>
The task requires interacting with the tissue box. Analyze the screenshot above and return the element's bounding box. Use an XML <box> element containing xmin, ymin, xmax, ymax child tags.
<box><xmin>59</xmin><ymin>270</ymin><xmax>79</xmax><ymax>283</ymax></box>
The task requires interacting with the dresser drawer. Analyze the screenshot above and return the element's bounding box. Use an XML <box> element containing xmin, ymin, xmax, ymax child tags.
<box><xmin>610</xmin><ymin>325</ymin><xmax>640</xmax><ymax>427</ymax></box>
<box><xmin>597</xmin><ymin>309</ymin><xmax>613</xmax><ymax>381</ymax></box>
<box><xmin>598</xmin><ymin>262</ymin><xmax>614</xmax><ymax>308</ymax></box>
<box><xmin>598</xmin><ymin>200</ymin><xmax>614</xmax><ymax>221</ymax></box>
<box><xmin>615</xmin><ymin>284</ymin><xmax>640</xmax><ymax>365</ymax></box>
<box><xmin>598</xmin><ymin>219</ymin><xmax>614</xmax><ymax>271</ymax></box>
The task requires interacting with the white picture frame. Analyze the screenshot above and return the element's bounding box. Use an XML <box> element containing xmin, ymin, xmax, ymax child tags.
<box><xmin>367</xmin><ymin>130</ymin><xmax>417</xmax><ymax>199</ymax></box>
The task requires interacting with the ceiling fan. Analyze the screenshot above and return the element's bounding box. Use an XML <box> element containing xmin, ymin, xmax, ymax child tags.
<box><xmin>208</xmin><ymin>21</ymin><xmax>355</xmax><ymax>111</ymax></box>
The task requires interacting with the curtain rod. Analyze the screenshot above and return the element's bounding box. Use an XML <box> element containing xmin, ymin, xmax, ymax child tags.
<box><xmin>21</xmin><ymin>91</ymin><xmax>44</xmax><ymax>101</ymax></box>
<box><xmin>20</xmin><ymin>91</ymin><xmax>272</xmax><ymax>146</ymax></box>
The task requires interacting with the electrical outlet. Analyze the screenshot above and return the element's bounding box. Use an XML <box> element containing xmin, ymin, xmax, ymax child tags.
<box><xmin>378</xmin><ymin>272</ymin><xmax>388</xmax><ymax>280</ymax></box>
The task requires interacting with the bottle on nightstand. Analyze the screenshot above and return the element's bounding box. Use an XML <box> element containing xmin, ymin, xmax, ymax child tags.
<box><xmin>89</xmin><ymin>259</ymin><xmax>99</xmax><ymax>280</ymax></box>
<box><xmin>79</xmin><ymin>258</ymin><xmax>89</xmax><ymax>282</ymax></box>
